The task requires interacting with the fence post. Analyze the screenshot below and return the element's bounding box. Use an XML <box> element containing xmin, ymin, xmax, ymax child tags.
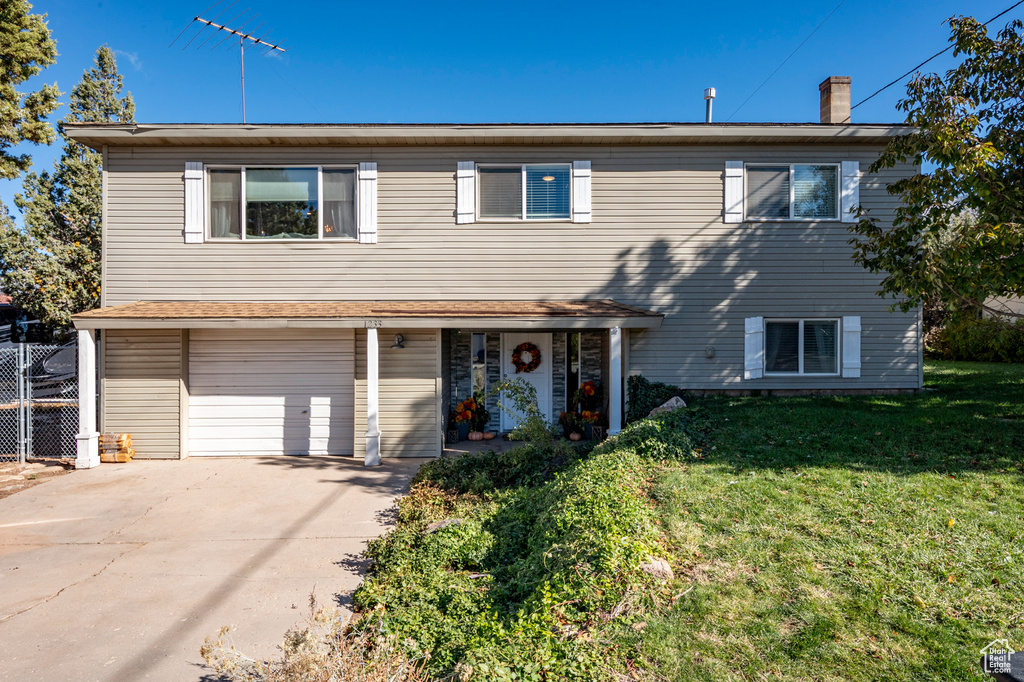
<box><xmin>17</xmin><ymin>344</ymin><xmax>27</xmax><ymax>464</ymax></box>
<box><xmin>75</xmin><ymin>329</ymin><xmax>100</xmax><ymax>468</ymax></box>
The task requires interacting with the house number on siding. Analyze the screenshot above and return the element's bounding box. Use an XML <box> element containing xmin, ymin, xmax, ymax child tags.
<box><xmin>364</xmin><ymin>319</ymin><xmax>383</xmax><ymax>328</ymax></box>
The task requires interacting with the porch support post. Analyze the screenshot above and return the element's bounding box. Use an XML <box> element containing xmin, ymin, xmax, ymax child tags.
<box><xmin>364</xmin><ymin>327</ymin><xmax>382</xmax><ymax>466</ymax></box>
<box><xmin>609</xmin><ymin>326</ymin><xmax>623</xmax><ymax>435</ymax></box>
<box><xmin>75</xmin><ymin>329</ymin><xmax>100</xmax><ymax>469</ymax></box>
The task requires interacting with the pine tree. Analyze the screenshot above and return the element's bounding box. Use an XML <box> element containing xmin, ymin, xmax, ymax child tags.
<box><xmin>0</xmin><ymin>46</ymin><xmax>135</xmax><ymax>327</ymax></box>
<box><xmin>0</xmin><ymin>0</ymin><xmax>60</xmax><ymax>179</ymax></box>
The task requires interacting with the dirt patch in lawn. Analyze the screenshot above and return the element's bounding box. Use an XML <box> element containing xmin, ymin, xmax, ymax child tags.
<box><xmin>0</xmin><ymin>461</ymin><xmax>72</xmax><ymax>500</ymax></box>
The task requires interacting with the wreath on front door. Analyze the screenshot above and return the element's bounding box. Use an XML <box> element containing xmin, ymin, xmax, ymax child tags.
<box><xmin>512</xmin><ymin>342</ymin><xmax>542</xmax><ymax>373</ymax></box>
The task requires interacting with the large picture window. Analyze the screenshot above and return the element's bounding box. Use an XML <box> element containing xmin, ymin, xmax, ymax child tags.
<box><xmin>477</xmin><ymin>164</ymin><xmax>571</xmax><ymax>220</ymax></box>
<box><xmin>764</xmin><ymin>319</ymin><xmax>838</xmax><ymax>375</ymax></box>
<box><xmin>207</xmin><ymin>166</ymin><xmax>357</xmax><ymax>240</ymax></box>
<box><xmin>746</xmin><ymin>164</ymin><xmax>839</xmax><ymax>220</ymax></box>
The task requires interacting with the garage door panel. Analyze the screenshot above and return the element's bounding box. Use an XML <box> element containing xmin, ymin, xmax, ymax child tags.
<box><xmin>187</xmin><ymin>407</ymin><xmax>352</xmax><ymax>422</ymax></box>
<box><xmin>188</xmin><ymin>329</ymin><xmax>354</xmax><ymax>457</ymax></box>
<box><xmin>189</xmin><ymin>364</ymin><xmax>351</xmax><ymax>378</ymax></box>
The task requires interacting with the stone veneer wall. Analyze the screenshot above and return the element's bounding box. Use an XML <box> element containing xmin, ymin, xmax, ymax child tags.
<box><xmin>580</xmin><ymin>332</ymin><xmax>603</xmax><ymax>387</ymax></box>
<box><xmin>484</xmin><ymin>333</ymin><xmax>501</xmax><ymax>432</ymax></box>
<box><xmin>551</xmin><ymin>333</ymin><xmax>567</xmax><ymax>420</ymax></box>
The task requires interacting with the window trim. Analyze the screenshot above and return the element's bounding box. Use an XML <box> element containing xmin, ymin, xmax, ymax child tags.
<box><xmin>475</xmin><ymin>162</ymin><xmax>573</xmax><ymax>222</ymax></box>
<box><xmin>744</xmin><ymin>163</ymin><xmax>841</xmax><ymax>222</ymax></box>
<box><xmin>763</xmin><ymin>318</ymin><xmax>841</xmax><ymax>377</ymax></box>
<box><xmin>204</xmin><ymin>164</ymin><xmax>360</xmax><ymax>242</ymax></box>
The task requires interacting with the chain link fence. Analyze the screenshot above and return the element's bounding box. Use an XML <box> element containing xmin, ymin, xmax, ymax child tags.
<box><xmin>0</xmin><ymin>344</ymin><xmax>78</xmax><ymax>463</ymax></box>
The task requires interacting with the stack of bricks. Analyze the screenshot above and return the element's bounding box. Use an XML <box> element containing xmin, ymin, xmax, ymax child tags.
<box><xmin>99</xmin><ymin>433</ymin><xmax>134</xmax><ymax>463</ymax></box>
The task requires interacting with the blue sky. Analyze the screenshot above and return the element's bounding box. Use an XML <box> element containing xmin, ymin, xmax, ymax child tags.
<box><xmin>3</xmin><ymin>0</ymin><xmax>1021</xmax><ymax>218</ymax></box>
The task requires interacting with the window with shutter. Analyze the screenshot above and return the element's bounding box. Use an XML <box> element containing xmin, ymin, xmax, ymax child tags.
<box><xmin>761</xmin><ymin>319</ymin><xmax>840</xmax><ymax>375</ymax></box>
<box><xmin>744</xmin><ymin>163</ymin><xmax>842</xmax><ymax>221</ymax></box>
<box><xmin>474</xmin><ymin>163</ymin><xmax>575</xmax><ymax>221</ymax></box>
<box><xmin>200</xmin><ymin>165</ymin><xmax>364</xmax><ymax>242</ymax></box>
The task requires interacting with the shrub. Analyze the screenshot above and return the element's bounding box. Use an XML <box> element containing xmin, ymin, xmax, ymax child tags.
<box><xmin>414</xmin><ymin>439</ymin><xmax>590</xmax><ymax>495</ymax></box>
<box><xmin>626</xmin><ymin>375</ymin><xmax>686</xmax><ymax>423</ymax></box>
<box><xmin>598</xmin><ymin>406</ymin><xmax>711</xmax><ymax>461</ymax></box>
<box><xmin>487</xmin><ymin>378</ymin><xmax>559</xmax><ymax>444</ymax></box>
<box><xmin>934</xmin><ymin>316</ymin><xmax>1024</xmax><ymax>363</ymax></box>
<box><xmin>348</xmin><ymin>431</ymin><xmax>701</xmax><ymax>680</ymax></box>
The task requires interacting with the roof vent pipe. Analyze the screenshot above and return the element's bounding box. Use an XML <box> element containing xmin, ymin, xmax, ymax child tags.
<box><xmin>704</xmin><ymin>87</ymin><xmax>716</xmax><ymax>123</ymax></box>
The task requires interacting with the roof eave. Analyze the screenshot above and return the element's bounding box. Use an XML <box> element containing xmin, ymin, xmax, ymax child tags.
<box><xmin>63</xmin><ymin>122</ymin><xmax>914</xmax><ymax>151</ymax></box>
<box><xmin>72</xmin><ymin>315</ymin><xmax>662</xmax><ymax>331</ymax></box>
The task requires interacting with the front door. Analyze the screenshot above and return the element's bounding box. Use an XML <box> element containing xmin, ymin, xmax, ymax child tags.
<box><xmin>500</xmin><ymin>333</ymin><xmax>553</xmax><ymax>431</ymax></box>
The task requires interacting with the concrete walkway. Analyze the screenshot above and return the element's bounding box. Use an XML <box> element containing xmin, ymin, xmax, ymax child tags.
<box><xmin>0</xmin><ymin>456</ymin><xmax>423</xmax><ymax>681</ymax></box>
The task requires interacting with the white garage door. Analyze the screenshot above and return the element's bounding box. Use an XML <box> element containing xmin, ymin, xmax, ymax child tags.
<box><xmin>188</xmin><ymin>329</ymin><xmax>354</xmax><ymax>456</ymax></box>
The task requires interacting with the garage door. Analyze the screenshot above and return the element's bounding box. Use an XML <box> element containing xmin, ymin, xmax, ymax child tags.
<box><xmin>188</xmin><ymin>329</ymin><xmax>354</xmax><ymax>456</ymax></box>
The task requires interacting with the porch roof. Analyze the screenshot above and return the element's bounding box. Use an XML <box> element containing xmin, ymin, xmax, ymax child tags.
<box><xmin>71</xmin><ymin>300</ymin><xmax>664</xmax><ymax>330</ymax></box>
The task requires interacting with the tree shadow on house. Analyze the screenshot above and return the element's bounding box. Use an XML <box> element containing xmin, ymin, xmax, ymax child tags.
<box><xmin>586</xmin><ymin>226</ymin><xmax>1023</xmax><ymax>478</ymax></box>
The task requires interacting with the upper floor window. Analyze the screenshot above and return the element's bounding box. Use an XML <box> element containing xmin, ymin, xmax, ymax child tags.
<box><xmin>207</xmin><ymin>166</ymin><xmax>356</xmax><ymax>240</ymax></box>
<box><xmin>746</xmin><ymin>164</ymin><xmax>839</xmax><ymax>220</ymax></box>
<box><xmin>477</xmin><ymin>164</ymin><xmax>571</xmax><ymax>220</ymax></box>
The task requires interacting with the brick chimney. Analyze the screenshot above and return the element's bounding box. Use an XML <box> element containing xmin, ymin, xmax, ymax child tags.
<box><xmin>819</xmin><ymin>76</ymin><xmax>851</xmax><ymax>124</ymax></box>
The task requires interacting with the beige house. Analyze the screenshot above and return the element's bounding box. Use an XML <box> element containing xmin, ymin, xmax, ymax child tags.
<box><xmin>67</xmin><ymin>78</ymin><xmax>921</xmax><ymax>468</ymax></box>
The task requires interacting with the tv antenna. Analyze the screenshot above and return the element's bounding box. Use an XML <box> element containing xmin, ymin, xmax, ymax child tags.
<box><xmin>171</xmin><ymin>2</ymin><xmax>287</xmax><ymax>123</ymax></box>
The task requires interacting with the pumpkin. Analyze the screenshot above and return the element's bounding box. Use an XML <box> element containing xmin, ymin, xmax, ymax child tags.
<box><xmin>569</xmin><ymin>432</ymin><xmax>582</xmax><ymax>441</ymax></box>
<box><xmin>467</xmin><ymin>431</ymin><xmax>484</xmax><ymax>441</ymax></box>
<box><xmin>482</xmin><ymin>432</ymin><xmax>495</xmax><ymax>440</ymax></box>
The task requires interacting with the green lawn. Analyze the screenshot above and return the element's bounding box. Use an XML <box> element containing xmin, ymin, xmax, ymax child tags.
<box><xmin>638</xmin><ymin>361</ymin><xmax>1024</xmax><ymax>680</ymax></box>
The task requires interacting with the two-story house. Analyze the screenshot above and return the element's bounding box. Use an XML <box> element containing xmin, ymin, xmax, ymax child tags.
<box><xmin>67</xmin><ymin>77</ymin><xmax>920</xmax><ymax>468</ymax></box>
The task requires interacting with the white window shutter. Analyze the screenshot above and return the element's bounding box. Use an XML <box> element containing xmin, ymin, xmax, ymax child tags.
<box><xmin>842</xmin><ymin>316</ymin><xmax>862</xmax><ymax>377</ymax></box>
<box><xmin>744</xmin><ymin>316</ymin><xmax>764</xmax><ymax>380</ymax></box>
<box><xmin>456</xmin><ymin>161</ymin><xmax>475</xmax><ymax>224</ymax></box>
<box><xmin>841</xmin><ymin>161</ymin><xmax>860</xmax><ymax>223</ymax></box>
<box><xmin>724</xmin><ymin>161</ymin><xmax>744</xmax><ymax>223</ymax></box>
<box><xmin>572</xmin><ymin>160</ymin><xmax>592</xmax><ymax>223</ymax></box>
<box><xmin>184</xmin><ymin>162</ymin><xmax>204</xmax><ymax>244</ymax></box>
<box><xmin>358</xmin><ymin>162</ymin><xmax>378</xmax><ymax>244</ymax></box>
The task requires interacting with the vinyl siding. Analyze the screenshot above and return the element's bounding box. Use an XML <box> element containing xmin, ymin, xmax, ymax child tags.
<box><xmin>102</xmin><ymin>145</ymin><xmax>920</xmax><ymax>390</ymax></box>
<box><xmin>355</xmin><ymin>329</ymin><xmax>441</xmax><ymax>458</ymax></box>
<box><xmin>102</xmin><ymin>330</ymin><xmax>181</xmax><ymax>459</ymax></box>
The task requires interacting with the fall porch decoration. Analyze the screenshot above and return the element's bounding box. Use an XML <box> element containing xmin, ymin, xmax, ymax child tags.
<box><xmin>512</xmin><ymin>342</ymin><xmax>542</xmax><ymax>373</ymax></box>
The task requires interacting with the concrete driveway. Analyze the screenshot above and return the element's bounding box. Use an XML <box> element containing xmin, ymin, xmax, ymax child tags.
<box><xmin>0</xmin><ymin>456</ymin><xmax>423</xmax><ymax>681</ymax></box>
